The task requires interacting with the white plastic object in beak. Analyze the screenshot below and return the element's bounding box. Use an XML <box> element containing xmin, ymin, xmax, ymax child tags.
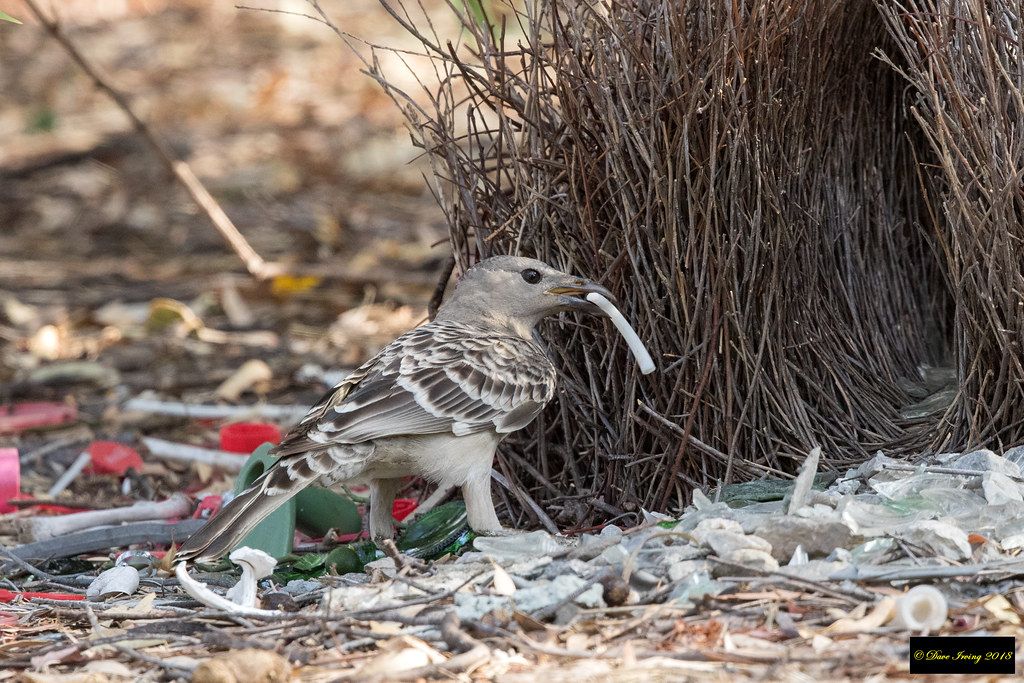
<box><xmin>586</xmin><ymin>292</ymin><xmax>656</xmax><ymax>374</ymax></box>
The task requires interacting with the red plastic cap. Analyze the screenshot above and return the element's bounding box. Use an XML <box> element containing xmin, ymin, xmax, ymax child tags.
<box><xmin>0</xmin><ymin>449</ymin><xmax>20</xmax><ymax>514</ymax></box>
<box><xmin>392</xmin><ymin>498</ymin><xmax>417</xmax><ymax>521</ymax></box>
<box><xmin>192</xmin><ymin>495</ymin><xmax>223</xmax><ymax>519</ymax></box>
<box><xmin>86</xmin><ymin>441</ymin><xmax>144</xmax><ymax>476</ymax></box>
<box><xmin>220</xmin><ymin>422</ymin><xmax>282</xmax><ymax>454</ymax></box>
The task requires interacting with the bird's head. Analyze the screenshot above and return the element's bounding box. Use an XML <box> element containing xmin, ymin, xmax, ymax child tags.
<box><xmin>436</xmin><ymin>255</ymin><xmax>614</xmax><ymax>337</ymax></box>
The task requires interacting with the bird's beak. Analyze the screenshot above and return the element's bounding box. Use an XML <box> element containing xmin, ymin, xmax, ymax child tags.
<box><xmin>546</xmin><ymin>279</ymin><xmax>616</xmax><ymax>314</ymax></box>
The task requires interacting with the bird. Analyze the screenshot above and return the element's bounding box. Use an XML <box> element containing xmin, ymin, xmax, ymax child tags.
<box><xmin>176</xmin><ymin>255</ymin><xmax>615</xmax><ymax>562</ymax></box>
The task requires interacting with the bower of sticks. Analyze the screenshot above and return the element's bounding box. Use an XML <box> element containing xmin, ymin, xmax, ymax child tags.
<box><xmin>370</xmin><ymin>0</ymin><xmax>1024</xmax><ymax>523</ymax></box>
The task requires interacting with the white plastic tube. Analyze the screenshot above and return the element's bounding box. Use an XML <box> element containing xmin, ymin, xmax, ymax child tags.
<box><xmin>586</xmin><ymin>292</ymin><xmax>656</xmax><ymax>374</ymax></box>
<box><xmin>890</xmin><ymin>585</ymin><xmax>948</xmax><ymax>630</ymax></box>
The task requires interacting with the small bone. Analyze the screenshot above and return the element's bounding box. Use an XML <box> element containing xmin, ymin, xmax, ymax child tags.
<box><xmin>16</xmin><ymin>494</ymin><xmax>192</xmax><ymax>542</ymax></box>
<box><xmin>141</xmin><ymin>437</ymin><xmax>245</xmax><ymax>472</ymax></box>
<box><xmin>585</xmin><ymin>292</ymin><xmax>655</xmax><ymax>374</ymax></box>
<box><xmin>216</xmin><ymin>359</ymin><xmax>273</xmax><ymax>401</ymax></box>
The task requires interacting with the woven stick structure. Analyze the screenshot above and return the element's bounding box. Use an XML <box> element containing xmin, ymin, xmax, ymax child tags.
<box><xmin>366</xmin><ymin>0</ymin><xmax>1024</xmax><ymax>525</ymax></box>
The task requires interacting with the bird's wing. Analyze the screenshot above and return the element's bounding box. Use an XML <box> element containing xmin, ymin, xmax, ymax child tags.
<box><xmin>176</xmin><ymin>321</ymin><xmax>555</xmax><ymax>562</ymax></box>
<box><xmin>273</xmin><ymin>321</ymin><xmax>556</xmax><ymax>459</ymax></box>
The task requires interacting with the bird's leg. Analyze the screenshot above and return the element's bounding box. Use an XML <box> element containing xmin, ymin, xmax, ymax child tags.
<box><xmin>462</xmin><ymin>470</ymin><xmax>503</xmax><ymax>533</ymax></box>
<box><xmin>368</xmin><ymin>477</ymin><xmax>402</xmax><ymax>541</ymax></box>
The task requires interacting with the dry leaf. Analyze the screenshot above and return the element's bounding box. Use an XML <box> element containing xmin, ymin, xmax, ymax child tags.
<box><xmin>981</xmin><ymin>594</ymin><xmax>1022</xmax><ymax>625</ymax></box>
<box><xmin>127</xmin><ymin>592</ymin><xmax>156</xmax><ymax>615</ymax></box>
<box><xmin>825</xmin><ymin>598</ymin><xmax>895</xmax><ymax>634</ymax></box>
<box><xmin>354</xmin><ymin>636</ymin><xmax>445</xmax><ymax>677</ymax></box>
<box><xmin>490</xmin><ymin>562</ymin><xmax>517</xmax><ymax>596</ymax></box>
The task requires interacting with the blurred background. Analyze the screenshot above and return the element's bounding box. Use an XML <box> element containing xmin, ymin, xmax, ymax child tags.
<box><xmin>0</xmin><ymin>0</ymin><xmax>466</xmax><ymax>503</ymax></box>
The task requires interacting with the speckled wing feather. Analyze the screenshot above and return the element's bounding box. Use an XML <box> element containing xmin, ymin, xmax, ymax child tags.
<box><xmin>177</xmin><ymin>320</ymin><xmax>555</xmax><ymax>561</ymax></box>
<box><xmin>282</xmin><ymin>320</ymin><xmax>557</xmax><ymax>453</ymax></box>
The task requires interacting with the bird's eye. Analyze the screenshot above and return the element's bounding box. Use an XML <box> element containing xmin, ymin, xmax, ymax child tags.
<box><xmin>521</xmin><ymin>268</ymin><xmax>542</xmax><ymax>284</ymax></box>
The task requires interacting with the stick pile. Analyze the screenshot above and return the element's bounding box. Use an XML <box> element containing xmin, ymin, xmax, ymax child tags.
<box><xmin>369</xmin><ymin>0</ymin><xmax>1024</xmax><ymax>523</ymax></box>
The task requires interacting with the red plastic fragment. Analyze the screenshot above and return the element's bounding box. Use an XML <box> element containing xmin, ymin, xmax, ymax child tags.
<box><xmin>24</xmin><ymin>503</ymin><xmax>90</xmax><ymax>515</ymax></box>
<box><xmin>219</xmin><ymin>422</ymin><xmax>282</xmax><ymax>454</ymax></box>
<box><xmin>392</xmin><ymin>498</ymin><xmax>417</xmax><ymax>521</ymax></box>
<box><xmin>0</xmin><ymin>449</ymin><xmax>19</xmax><ymax>514</ymax></box>
<box><xmin>85</xmin><ymin>441</ymin><xmax>144</xmax><ymax>476</ymax></box>
<box><xmin>192</xmin><ymin>495</ymin><xmax>223</xmax><ymax>519</ymax></box>
<box><xmin>0</xmin><ymin>402</ymin><xmax>77</xmax><ymax>434</ymax></box>
<box><xmin>0</xmin><ymin>589</ymin><xmax>85</xmax><ymax>602</ymax></box>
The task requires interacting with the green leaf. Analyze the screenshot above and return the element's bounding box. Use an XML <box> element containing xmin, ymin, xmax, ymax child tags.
<box><xmin>0</xmin><ymin>10</ymin><xmax>21</xmax><ymax>24</ymax></box>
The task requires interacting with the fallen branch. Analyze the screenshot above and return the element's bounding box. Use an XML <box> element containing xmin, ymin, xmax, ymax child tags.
<box><xmin>21</xmin><ymin>0</ymin><xmax>275</xmax><ymax>280</ymax></box>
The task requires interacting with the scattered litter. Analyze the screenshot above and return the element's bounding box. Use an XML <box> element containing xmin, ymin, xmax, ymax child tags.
<box><xmin>894</xmin><ymin>520</ymin><xmax>972</xmax><ymax>561</ymax></box>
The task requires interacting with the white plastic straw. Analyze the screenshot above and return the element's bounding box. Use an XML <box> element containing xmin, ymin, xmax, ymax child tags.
<box><xmin>47</xmin><ymin>451</ymin><xmax>91</xmax><ymax>498</ymax></box>
<box><xmin>141</xmin><ymin>437</ymin><xmax>246</xmax><ymax>472</ymax></box>
<box><xmin>586</xmin><ymin>292</ymin><xmax>656</xmax><ymax>374</ymax></box>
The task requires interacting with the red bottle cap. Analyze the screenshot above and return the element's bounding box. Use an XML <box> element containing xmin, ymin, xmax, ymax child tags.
<box><xmin>192</xmin><ymin>495</ymin><xmax>223</xmax><ymax>519</ymax></box>
<box><xmin>219</xmin><ymin>422</ymin><xmax>282</xmax><ymax>454</ymax></box>
<box><xmin>0</xmin><ymin>449</ymin><xmax>19</xmax><ymax>514</ymax></box>
<box><xmin>86</xmin><ymin>441</ymin><xmax>144</xmax><ymax>476</ymax></box>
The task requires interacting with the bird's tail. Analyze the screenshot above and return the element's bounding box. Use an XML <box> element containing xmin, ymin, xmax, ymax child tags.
<box><xmin>175</xmin><ymin>463</ymin><xmax>312</xmax><ymax>563</ymax></box>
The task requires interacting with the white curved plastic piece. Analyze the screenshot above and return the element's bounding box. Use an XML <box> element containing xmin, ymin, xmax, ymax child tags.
<box><xmin>890</xmin><ymin>585</ymin><xmax>947</xmax><ymax>630</ymax></box>
<box><xmin>586</xmin><ymin>292</ymin><xmax>656</xmax><ymax>374</ymax></box>
<box><xmin>225</xmin><ymin>547</ymin><xmax>278</xmax><ymax>607</ymax></box>
<box><xmin>175</xmin><ymin>561</ymin><xmax>284</xmax><ymax>617</ymax></box>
